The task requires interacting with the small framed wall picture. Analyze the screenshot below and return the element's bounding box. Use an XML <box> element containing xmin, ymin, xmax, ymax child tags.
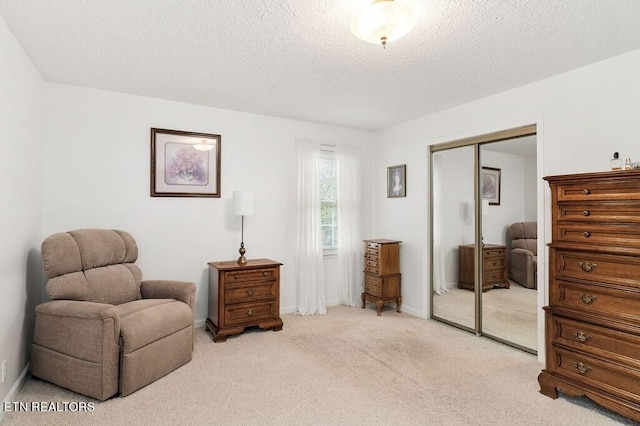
<box><xmin>387</xmin><ymin>164</ymin><xmax>406</xmax><ymax>198</ymax></box>
<box><xmin>150</xmin><ymin>128</ymin><xmax>221</xmax><ymax>198</ymax></box>
<box><xmin>481</xmin><ymin>166</ymin><xmax>501</xmax><ymax>206</ymax></box>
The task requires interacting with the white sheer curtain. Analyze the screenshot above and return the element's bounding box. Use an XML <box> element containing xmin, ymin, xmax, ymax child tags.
<box><xmin>336</xmin><ymin>144</ymin><xmax>362</xmax><ymax>307</ymax></box>
<box><xmin>294</xmin><ymin>139</ymin><xmax>326</xmax><ymax>315</ymax></box>
<box><xmin>432</xmin><ymin>153</ymin><xmax>448</xmax><ymax>295</ymax></box>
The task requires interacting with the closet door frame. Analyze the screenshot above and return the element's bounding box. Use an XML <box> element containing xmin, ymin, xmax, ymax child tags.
<box><xmin>429</xmin><ymin>124</ymin><xmax>537</xmax><ymax>345</ymax></box>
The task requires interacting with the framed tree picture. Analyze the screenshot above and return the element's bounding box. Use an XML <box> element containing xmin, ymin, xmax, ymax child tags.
<box><xmin>150</xmin><ymin>128</ymin><xmax>221</xmax><ymax>197</ymax></box>
<box><xmin>481</xmin><ymin>166</ymin><xmax>501</xmax><ymax>205</ymax></box>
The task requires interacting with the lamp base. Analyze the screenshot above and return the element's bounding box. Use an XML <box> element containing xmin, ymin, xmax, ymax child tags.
<box><xmin>237</xmin><ymin>242</ymin><xmax>248</xmax><ymax>264</ymax></box>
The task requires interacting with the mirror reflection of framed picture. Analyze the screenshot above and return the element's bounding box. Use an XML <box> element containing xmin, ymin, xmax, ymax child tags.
<box><xmin>387</xmin><ymin>164</ymin><xmax>406</xmax><ymax>198</ymax></box>
<box><xmin>481</xmin><ymin>166</ymin><xmax>501</xmax><ymax>205</ymax></box>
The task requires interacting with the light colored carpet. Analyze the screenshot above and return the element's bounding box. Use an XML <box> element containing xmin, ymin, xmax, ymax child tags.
<box><xmin>433</xmin><ymin>281</ymin><xmax>537</xmax><ymax>350</ymax></box>
<box><xmin>2</xmin><ymin>305</ymin><xmax>633</xmax><ymax>425</ymax></box>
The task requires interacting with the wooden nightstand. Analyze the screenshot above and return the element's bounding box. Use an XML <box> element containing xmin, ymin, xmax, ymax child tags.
<box><xmin>361</xmin><ymin>239</ymin><xmax>402</xmax><ymax>316</ymax></box>
<box><xmin>206</xmin><ymin>258</ymin><xmax>283</xmax><ymax>342</ymax></box>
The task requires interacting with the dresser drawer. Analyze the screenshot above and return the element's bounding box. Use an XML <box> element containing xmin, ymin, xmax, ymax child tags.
<box><xmin>366</xmin><ymin>242</ymin><xmax>380</xmax><ymax>250</ymax></box>
<box><xmin>550</xmin><ymin>316</ymin><xmax>640</xmax><ymax>365</ymax></box>
<box><xmin>551</xmin><ymin>347</ymin><xmax>640</xmax><ymax>402</ymax></box>
<box><xmin>224</xmin><ymin>301</ymin><xmax>277</xmax><ymax>326</ymax></box>
<box><xmin>557</xmin><ymin>223</ymin><xmax>640</xmax><ymax>248</ymax></box>
<box><xmin>225</xmin><ymin>267</ymin><xmax>276</xmax><ymax>283</ymax></box>
<box><xmin>555</xmin><ymin>250</ymin><xmax>640</xmax><ymax>289</ymax></box>
<box><xmin>556</xmin><ymin>181</ymin><xmax>640</xmax><ymax>202</ymax></box>
<box><xmin>553</xmin><ymin>280</ymin><xmax>640</xmax><ymax>321</ymax></box>
<box><xmin>558</xmin><ymin>202</ymin><xmax>640</xmax><ymax>223</ymax></box>
<box><xmin>225</xmin><ymin>281</ymin><xmax>276</xmax><ymax>304</ymax></box>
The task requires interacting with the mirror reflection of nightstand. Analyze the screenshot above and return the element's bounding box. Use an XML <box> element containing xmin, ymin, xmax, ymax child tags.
<box><xmin>457</xmin><ymin>244</ymin><xmax>509</xmax><ymax>292</ymax></box>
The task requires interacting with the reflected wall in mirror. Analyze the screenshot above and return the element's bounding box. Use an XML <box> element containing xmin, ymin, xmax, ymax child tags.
<box><xmin>431</xmin><ymin>145</ymin><xmax>475</xmax><ymax>330</ymax></box>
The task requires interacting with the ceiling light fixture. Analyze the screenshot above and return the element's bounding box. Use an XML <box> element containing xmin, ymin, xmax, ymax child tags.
<box><xmin>351</xmin><ymin>0</ymin><xmax>417</xmax><ymax>49</ymax></box>
<box><xmin>193</xmin><ymin>139</ymin><xmax>215</xmax><ymax>151</ymax></box>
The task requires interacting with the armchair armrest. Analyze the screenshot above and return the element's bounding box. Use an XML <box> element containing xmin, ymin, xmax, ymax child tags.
<box><xmin>34</xmin><ymin>300</ymin><xmax>121</xmax><ymax>350</ymax></box>
<box><xmin>141</xmin><ymin>280</ymin><xmax>196</xmax><ymax>311</ymax></box>
<box><xmin>510</xmin><ymin>248</ymin><xmax>534</xmax><ymax>270</ymax></box>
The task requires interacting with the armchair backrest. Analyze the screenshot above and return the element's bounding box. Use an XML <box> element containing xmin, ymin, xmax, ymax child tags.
<box><xmin>42</xmin><ymin>229</ymin><xmax>142</xmax><ymax>305</ymax></box>
<box><xmin>509</xmin><ymin>222</ymin><xmax>537</xmax><ymax>255</ymax></box>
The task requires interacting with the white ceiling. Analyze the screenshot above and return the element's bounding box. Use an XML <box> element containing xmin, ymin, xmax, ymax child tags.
<box><xmin>2</xmin><ymin>0</ymin><xmax>640</xmax><ymax>131</ymax></box>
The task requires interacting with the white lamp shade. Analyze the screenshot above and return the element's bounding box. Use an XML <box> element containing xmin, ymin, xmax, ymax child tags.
<box><xmin>233</xmin><ymin>190</ymin><xmax>254</xmax><ymax>216</ymax></box>
<box><xmin>351</xmin><ymin>0</ymin><xmax>417</xmax><ymax>45</ymax></box>
<box><xmin>482</xmin><ymin>199</ymin><xmax>490</xmax><ymax>217</ymax></box>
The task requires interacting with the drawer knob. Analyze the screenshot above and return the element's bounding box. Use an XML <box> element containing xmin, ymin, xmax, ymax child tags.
<box><xmin>577</xmin><ymin>261</ymin><xmax>597</xmax><ymax>273</ymax></box>
<box><xmin>247</xmin><ymin>308</ymin><xmax>254</xmax><ymax>317</ymax></box>
<box><xmin>574</xmin><ymin>330</ymin><xmax>592</xmax><ymax>343</ymax></box>
<box><xmin>578</xmin><ymin>293</ymin><xmax>597</xmax><ymax>304</ymax></box>
<box><xmin>573</xmin><ymin>361</ymin><xmax>591</xmax><ymax>375</ymax></box>
<box><xmin>582</xmin><ymin>231</ymin><xmax>591</xmax><ymax>238</ymax></box>
<box><xmin>246</xmin><ymin>288</ymin><xmax>256</xmax><ymax>296</ymax></box>
<box><xmin>582</xmin><ymin>189</ymin><xmax>590</xmax><ymax>195</ymax></box>
<box><xmin>582</xmin><ymin>210</ymin><xmax>590</xmax><ymax>216</ymax></box>
<box><xmin>263</xmin><ymin>271</ymin><xmax>268</xmax><ymax>276</ymax></box>
<box><xmin>492</xmin><ymin>261</ymin><xmax>497</xmax><ymax>266</ymax></box>
<box><xmin>234</xmin><ymin>274</ymin><xmax>238</xmax><ymax>279</ymax></box>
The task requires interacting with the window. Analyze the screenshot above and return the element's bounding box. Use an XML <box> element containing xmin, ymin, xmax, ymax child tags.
<box><xmin>320</xmin><ymin>152</ymin><xmax>337</xmax><ymax>249</ymax></box>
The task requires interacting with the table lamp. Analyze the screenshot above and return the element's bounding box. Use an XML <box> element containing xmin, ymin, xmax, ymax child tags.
<box><xmin>233</xmin><ymin>190</ymin><xmax>254</xmax><ymax>264</ymax></box>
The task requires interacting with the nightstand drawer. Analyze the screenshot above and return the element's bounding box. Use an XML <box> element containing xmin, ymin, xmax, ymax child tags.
<box><xmin>484</xmin><ymin>247</ymin><xmax>505</xmax><ymax>258</ymax></box>
<box><xmin>225</xmin><ymin>267</ymin><xmax>276</xmax><ymax>283</ymax></box>
<box><xmin>225</xmin><ymin>301</ymin><xmax>277</xmax><ymax>326</ymax></box>
<box><xmin>225</xmin><ymin>282</ymin><xmax>276</xmax><ymax>304</ymax></box>
<box><xmin>485</xmin><ymin>257</ymin><xmax>506</xmax><ymax>269</ymax></box>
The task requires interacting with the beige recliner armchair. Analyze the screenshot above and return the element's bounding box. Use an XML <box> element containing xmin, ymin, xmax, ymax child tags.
<box><xmin>31</xmin><ymin>229</ymin><xmax>195</xmax><ymax>400</ymax></box>
<box><xmin>508</xmin><ymin>222</ymin><xmax>537</xmax><ymax>289</ymax></box>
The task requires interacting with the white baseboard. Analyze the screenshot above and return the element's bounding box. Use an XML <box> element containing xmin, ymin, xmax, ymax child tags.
<box><xmin>1</xmin><ymin>363</ymin><xmax>30</xmax><ymax>423</ymax></box>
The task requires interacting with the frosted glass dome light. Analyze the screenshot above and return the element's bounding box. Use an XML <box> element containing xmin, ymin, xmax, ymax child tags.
<box><xmin>351</xmin><ymin>0</ymin><xmax>417</xmax><ymax>49</ymax></box>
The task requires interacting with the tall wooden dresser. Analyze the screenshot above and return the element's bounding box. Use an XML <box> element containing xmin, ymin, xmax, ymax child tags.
<box><xmin>361</xmin><ymin>239</ymin><xmax>401</xmax><ymax>316</ymax></box>
<box><xmin>539</xmin><ymin>170</ymin><xmax>640</xmax><ymax>422</ymax></box>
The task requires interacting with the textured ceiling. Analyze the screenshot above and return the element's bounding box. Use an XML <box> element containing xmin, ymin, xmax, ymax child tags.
<box><xmin>2</xmin><ymin>0</ymin><xmax>640</xmax><ymax>130</ymax></box>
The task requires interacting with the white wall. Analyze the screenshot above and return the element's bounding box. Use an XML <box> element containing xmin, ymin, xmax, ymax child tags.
<box><xmin>374</xmin><ymin>48</ymin><xmax>640</xmax><ymax>358</ymax></box>
<box><xmin>523</xmin><ymin>155</ymin><xmax>537</xmax><ymax>221</ymax></box>
<box><xmin>0</xmin><ymin>16</ymin><xmax>43</xmax><ymax>407</ymax></box>
<box><xmin>41</xmin><ymin>84</ymin><xmax>375</xmax><ymax>324</ymax></box>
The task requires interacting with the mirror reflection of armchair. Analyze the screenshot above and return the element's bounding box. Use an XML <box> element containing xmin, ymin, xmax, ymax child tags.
<box><xmin>508</xmin><ymin>222</ymin><xmax>537</xmax><ymax>289</ymax></box>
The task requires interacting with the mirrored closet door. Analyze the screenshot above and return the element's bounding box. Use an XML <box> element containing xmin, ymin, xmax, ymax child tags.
<box><xmin>430</xmin><ymin>126</ymin><xmax>538</xmax><ymax>354</ymax></box>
